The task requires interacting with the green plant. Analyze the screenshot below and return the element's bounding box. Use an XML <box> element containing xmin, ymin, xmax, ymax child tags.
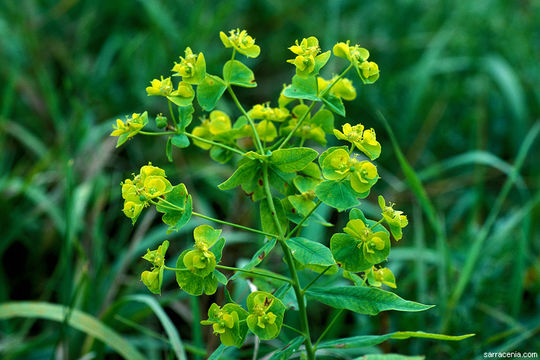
<box><xmin>112</xmin><ymin>29</ymin><xmax>473</xmax><ymax>359</ymax></box>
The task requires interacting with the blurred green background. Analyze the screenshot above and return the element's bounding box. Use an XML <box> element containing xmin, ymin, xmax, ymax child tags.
<box><xmin>1</xmin><ymin>0</ymin><xmax>539</xmax><ymax>359</ymax></box>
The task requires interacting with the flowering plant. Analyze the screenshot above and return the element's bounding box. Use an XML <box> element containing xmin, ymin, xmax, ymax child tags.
<box><xmin>112</xmin><ymin>29</ymin><xmax>472</xmax><ymax>359</ymax></box>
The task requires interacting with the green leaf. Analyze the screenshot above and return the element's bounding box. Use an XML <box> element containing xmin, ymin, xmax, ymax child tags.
<box><xmin>210</xmin><ymin>146</ymin><xmax>233</xmax><ymax>164</ymax></box>
<box><xmin>0</xmin><ymin>302</ymin><xmax>145</xmax><ymax>360</ymax></box>
<box><xmin>223</xmin><ymin>60</ymin><xmax>257</xmax><ymax>88</ymax></box>
<box><xmin>330</xmin><ymin>233</ymin><xmax>372</xmax><ymax>272</ymax></box>
<box><xmin>317</xmin><ymin>334</ymin><xmax>394</xmax><ymax>350</ymax></box>
<box><xmin>177</xmin><ymin>105</ymin><xmax>194</xmax><ymax>131</ymax></box>
<box><xmin>218</xmin><ymin>158</ymin><xmax>265</xmax><ymax>200</ymax></box>
<box><xmin>124</xmin><ymin>295</ymin><xmax>187</xmax><ymax>360</ymax></box>
<box><xmin>268</xmin><ymin>336</ymin><xmax>304</xmax><ymax>360</ymax></box>
<box><xmin>311</xmin><ymin>109</ymin><xmax>334</xmax><ymax>133</ymax></box>
<box><xmin>283</xmin><ymin>75</ymin><xmax>319</xmax><ymax>101</ymax></box>
<box><xmin>207</xmin><ymin>344</ymin><xmax>227</xmax><ymax>360</ymax></box>
<box><xmin>167</xmin><ymin>93</ymin><xmax>195</xmax><ymax>107</ymax></box>
<box><xmin>211</xmin><ymin>237</ymin><xmax>226</xmax><ymax>262</ymax></box>
<box><xmin>230</xmin><ymin>238</ymin><xmax>277</xmax><ymax>281</ymax></box>
<box><xmin>314</xmin><ymin>51</ymin><xmax>331</xmax><ymax>74</ymax></box>
<box><xmin>166</xmin><ymin>136</ymin><xmax>173</xmax><ymax>162</ymax></box>
<box><xmin>288</xmin><ymin>237</ymin><xmax>334</xmax><ymax>266</ymax></box>
<box><xmin>360</xmin><ymin>355</ymin><xmax>424</xmax><ymax>360</ymax></box>
<box><xmin>390</xmin><ymin>331</ymin><xmax>475</xmax><ymax>341</ymax></box>
<box><xmin>246</xmin><ymin>291</ymin><xmax>286</xmax><ymax>340</ymax></box>
<box><xmin>315</xmin><ymin>180</ymin><xmax>359</xmax><ymax>211</ymax></box>
<box><xmin>156</xmin><ymin>184</ymin><xmax>192</xmax><ymax>232</ymax></box>
<box><xmin>270</xmin><ymin>147</ymin><xmax>319</xmax><ymax>173</ymax></box>
<box><xmin>175</xmin><ymin>250</ymin><xmax>218</xmax><ymax>296</ymax></box>
<box><xmin>260</xmin><ymin>197</ymin><xmax>288</xmax><ymax>236</ymax></box>
<box><xmin>306</xmin><ymin>286</ymin><xmax>433</xmax><ymax>315</ymax></box>
<box><xmin>318</xmin><ymin>146</ymin><xmax>348</xmax><ymax>168</ymax></box>
<box><xmin>317</xmin><ymin>331</ymin><xmax>474</xmax><ymax>351</ymax></box>
<box><xmin>320</xmin><ymin>93</ymin><xmax>345</xmax><ymax>117</ymax></box>
<box><xmin>197</xmin><ymin>74</ymin><xmax>227</xmax><ymax>111</ymax></box>
<box><xmin>194</xmin><ymin>225</ymin><xmax>222</xmax><ymax>247</ymax></box>
<box><xmin>172</xmin><ymin>133</ymin><xmax>190</xmax><ymax>148</ymax></box>
<box><xmin>214</xmin><ymin>270</ymin><xmax>228</xmax><ymax>285</ymax></box>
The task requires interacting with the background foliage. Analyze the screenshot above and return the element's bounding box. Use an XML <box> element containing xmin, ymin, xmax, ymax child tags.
<box><xmin>1</xmin><ymin>0</ymin><xmax>539</xmax><ymax>359</ymax></box>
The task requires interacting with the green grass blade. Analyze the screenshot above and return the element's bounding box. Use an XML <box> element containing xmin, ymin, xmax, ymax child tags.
<box><xmin>375</xmin><ymin>110</ymin><xmax>448</xmax><ymax>302</ymax></box>
<box><xmin>0</xmin><ymin>301</ymin><xmax>145</xmax><ymax>360</ymax></box>
<box><xmin>124</xmin><ymin>294</ymin><xmax>187</xmax><ymax>360</ymax></box>
<box><xmin>443</xmin><ymin>122</ymin><xmax>540</xmax><ymax>330</ymax></box>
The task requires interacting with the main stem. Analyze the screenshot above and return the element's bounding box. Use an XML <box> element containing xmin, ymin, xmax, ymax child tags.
<box><xmin>278</xmin><ymin>62</ymin><xmax>354</xmax><ymax>150</ymax></box>
<box><xmin>261</xmin><ymin>163</ymin><xmax>315</xmax><ymax>360</ymax></box>
<box><xmin>227</xmin><ymin>86</ymin><xmax>265</xmax><ymax>155</ymax></box>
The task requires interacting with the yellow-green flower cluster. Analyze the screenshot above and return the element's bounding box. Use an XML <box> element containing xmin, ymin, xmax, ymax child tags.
<box><xmin>110</xmin><ymin>111</ymin><xmax>148</xmax><ymax>147</ymax></box>
<box><xmin>333</xmin><ymin>123</ymin><xmax>381</xmax><ymax>160</ymax></box>
<box><xmin>333</xmin><ymin>40</ymin><xmax>380</xmax><ymax>84</ymax></box>
<box><xmin>171</xmin><ymin>47</ymin><xmax>206</xmax><ymax>84</ymax></box>
<box><xmin>378</xmin><ymin>195</ymin><xmax>408</xmax><ymax>240</ymax></box>
<box><xmin>201</xmin><ymin>303</ymin><xmax>249</xmax><ymax>347</ymax></box>
<box><xmin>121</xmin><ymin>164</ymin><xmax>172</xmax><ymax>223</ymax></box>
<box><xmin>141</xmin><ymin>240</ymin><xmax>169</xmax><ymax>295</ymax></box>
<box><xmin>344</xmin><ymin>219</ymin><xmax>388</xmax><ymax>260</ymax></box>
<box><xmin>220</xmin><ymin>29</ymin><xmax>260</xmax><ymax>58</ymax></box>
<box><xmin>317</xmin><ymin>76</ymin><xmax>357</xmax><ymax>101</ymax></box>
<box><xmin>322</xmin><ymin>148</ymin><xmax>379</xmax><ymax>194</ymax></box>
<box><xmin>246</xmin><ymin>291</ymin><xmax>285</xmax><ymax>340</ymax></box>
<box><xmin>287</xmin><ymin>36</ymin><xmax>323</xmax><ymax>77</ymax></box>
<box><xmin>191</xmin><ymin>110</ymin><xmax>232</xmax><ymax>150</ymax></box>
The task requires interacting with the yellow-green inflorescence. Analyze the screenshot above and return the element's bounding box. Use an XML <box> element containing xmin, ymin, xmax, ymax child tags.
<box><xmin>121</xmin><ymin>164</ymin><xmax>172</xmax><ymax>224</ymax></box>
<box><xmin>220</xmin><ymin>29</ymin><xmax>261</xmax><ymax>58</ymax></box>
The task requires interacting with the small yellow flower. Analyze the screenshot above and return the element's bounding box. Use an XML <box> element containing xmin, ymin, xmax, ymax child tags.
<box><xmin>333</xmin><ymin>41</ymin><xmax>370</xmax><ymax>62</ymax></box>
<box><xmin>220</xmin><ymin>29</ymin><xmax>260</xmax><ymax>58</ymax></box>
<box><xmin>359</xmin><ymin>61</ymin><xmax>379</xmax><ymax>80</ymax></box>
<box><xmin>171</xmin><ymin>47</ymin><xmax>206</xmax><ymax>84</ymax></box>
<box><xmin>146</xmin><ymin>76</ymin><xmax>174</xmax><ymax>96</ymax></box>
<box><xmin>110</xmin><ymin>112</ymin><xmax>147</xmax><ymax>143</ymax></box>
<box><xmin>333</xmin><ymin>123</ymin><xmax>381</xmax><ymax>160</ymax></box>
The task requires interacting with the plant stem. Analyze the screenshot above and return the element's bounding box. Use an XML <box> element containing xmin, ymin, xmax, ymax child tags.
<box><xmin>278</xmin><ymin>63</ymin><xmax>353</xmax><ymax>150</ymax></box>
<box><xmin>216</xmin><ymin>265</ymin><xmax>291</xmax><ymax>283</ymax></box>
<box><xmin>192</xmin><ymin>211</ymin><xmax>277</xmax><ymax>238</ymax></box>
<box><xmin>369</xmin><ymin>218</ymin><xmax>384</xmax><ymax>230</ymax></box>
<box><xmin>140</xmin><ymin>131</ymin><xmax>177</xmax><ymax>136</ymax></box>
<box><xmin>282</xmin><ymin>323</ymin><xmax>306</xmax><ymax>336</ymax></box>
<box><xmin>151</xmin><ymin>198</ymin><xmax>276</xmax><ymax>238</ymax></box>
<box><xmin>227</xmin><ymin>86</ymin><xmax>264</xmax><ymax>154</ymax></box>
<box><xmin>140</xmin><ymin>130</ymin><xmax>246</xmax><ymax>156</ymax></box>
<box><xmin>184</xmin><ymin>133</ymin><xmax>246</xmax><ymax>155</ymax></box>
<box><xmin>313</xmin><ymin>309</ymin><xmax>344</xmax><ymax>350</ymax></box>
<box><xmin>168</xmin><ymin>100</ymin><xmax>178</xmax><ymax>128</ymax></box>
<box><xmin>287</xmin><ymin>200</ymin><xmax>323</xmax><ymax>238</ymax></box>
<box><xmin>261</xmin><ymin>163</ymin><xmax>315</xmax><ymax>360</ymax></box>
<box><xmin>301</xmin><ymin>266</ymin><xmax>332</xmax><ymax>294</ymax></box>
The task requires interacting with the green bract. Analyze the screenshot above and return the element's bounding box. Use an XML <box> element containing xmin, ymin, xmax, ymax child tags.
<box><xmin>141</xmin><ymin>240</ymin><xmax>169</xmax><ymax>295</ymax></box>
<box><xmin>110</xmin><ymin>111</ymin><xmax>148</xmax><ymax>148</ymax></box>
<box><xmin>112</xmin><ymin>30</ymin><xmax>473</xmax><ymax>359</ymax></box>
<box><xmin>172</xmin><ymin>47</ymin><xmax>206</xmax><ymax>85</ymax></box>
<box><xmin>220</xmin><ymin>29</ymin><xmax>260</xmax><ymax>58</ymax></box>
<box><xmin>201</xmin><ymin>303</ymin><xmax>249</xmax><ymax>347</ymax></box>
<box><xmin>246</xmin><ymin>291</ymin><xmax>286</xmax><ymax>340</ymax></box>
<box><xmin>379</xmin><ymin>195</ymin><xmax>408</xmax><ymax>240</ymax></box>
<box><xmin>331</xmin><ymin>219</ymin><xmax>390</xmax><ymax>272</ymax></box>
